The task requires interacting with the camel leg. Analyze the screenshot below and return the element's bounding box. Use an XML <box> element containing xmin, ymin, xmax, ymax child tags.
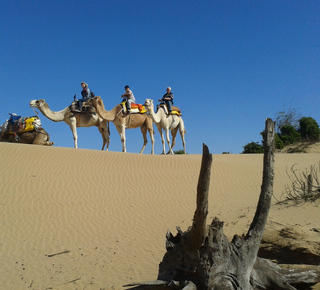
<box><xmin>156</xmin><ymin>125</ymin><xmax>166</xmax><ymax>155</ymax></box>
<box><xmin>69</xmin><ymin>118</ymin><xmax>78</xmax><ymax>148</ymax></box>
<box><xmin>179</xmin><ymin>120</ymin><xmax>186</xmax><ymax>154</ymax></box>
<box><xmin>32</xmin><ymin>133</ymin><xmax>44</xmax><ymax>145</ymax></box>
<box><xmin>170</xmin><ymin>127</ymin><xmax>179</xmax><ymax>153</ymax></box>
<box><xmin>164</xmin><ymin>127</ymin><xmax>174</xmax><ymax>155</ymax></box>
<box><xmin>179</xmin><ymin>127</ymin><xmax>186</xmax><ymax>154</ymax></box>
<box><xmin>116</xmin><ymin>125</ymin><xmax>126</xmax><ymax>152</ymax></box>
<box><xmin>149</xmin><ymin>128</ymin><xmax>154</xmax><ymax>155</ymax></box>
<box><xmin>146</xmin><ymin>117</ymin><xmax>154</xmax><ymax>155</ymax></box>
<box><xmin>139</xmin><ymin>126</ymin><xmax>148</xmax><ymax>154</ymax></box>
<box><xmin>33</xmin><ymin>134</ymin><xmax>54</xmax><ymax>146</ymax></box>
<box><xmin>99</xmin><ymin>121</ymin><xmax>110</xmax><ymax>151</ymax></box>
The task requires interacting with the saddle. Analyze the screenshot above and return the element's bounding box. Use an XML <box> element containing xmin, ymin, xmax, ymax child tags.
<box><xmin>120</xmin><ymin>101</ymin><xmax>147</xmax><ymax>114</ymax></box>
<box><xmin>69</xmin><ymin>100</ymin><xmax>95</xmax><ymax>114</ymax></box>
<box><xmin>157</xmin><ymin>103</ymin><xmax>182</xmax><ymax>116</ymax></box>
<box><xmin>1</xmin><ymin>114</ymin><xmax>42</xmax><ymax>140</ymax></box>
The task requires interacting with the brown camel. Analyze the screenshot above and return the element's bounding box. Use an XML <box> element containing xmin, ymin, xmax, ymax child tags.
<box><xmin>29</xmin><ymin>99</ymin><xmax>110</xmax><ymax>150</ymax></box>
<box><xmin>86</xmin><ymin>96</ymin><xmax>154</xmax><ymax>153</ymax></box>
<box><xmin>0</xmin><ymin>128</ymin><xmax>54</xmax><ymax>146</ymax></box>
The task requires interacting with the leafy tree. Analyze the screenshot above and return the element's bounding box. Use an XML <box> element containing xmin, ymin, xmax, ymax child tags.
<box><xmin>242</xmin><ymin>141</ymin><xmax>264</xmax><ymax>154</ymax></box>
<box><xmin>279</xmin><ymin>125</ymin><xmax>301</xmax><ymax>145</ymax></box>
<box><xmin>299</xmin><ymin>117</ymin><xmax>320</xmax><ymax>141</ymax></box>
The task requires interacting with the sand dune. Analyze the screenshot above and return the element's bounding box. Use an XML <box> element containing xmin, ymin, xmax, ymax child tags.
<box><xmin>0</xmin><ymin>143</ymin><xmax>319</xmax><ymax>289</ymax></box>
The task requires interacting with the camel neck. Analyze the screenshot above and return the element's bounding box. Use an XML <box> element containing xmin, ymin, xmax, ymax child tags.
<box><xmin>39</xmin><ymin>103</ymin><xmax>70</xmax><ymax>122</ymax></box>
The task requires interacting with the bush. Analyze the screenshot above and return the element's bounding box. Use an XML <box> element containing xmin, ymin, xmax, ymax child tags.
<box><xmin>242</xmin><ymin>141</ymin><xmax>264</xmax><ymax>154</ymax></box>
<box><xmin>173</xmin><ymin>149</ymin><xmax>185</xmax><ymax>154</ymax></box>
<box><xmin>299</xmin><ymin>117</ymin><xmax>320</xmax><ymax>141</ymax></box>
<box><xmin>279</xmin><ymin>163</ymin><xmax>320</xmax><ymax>204</ymax></box>
<box><xmin>279</xmin><ymin>125</ymin><xmax>301</xmax><ymax>145</ymax></box>
<box><xmin>275</xmin><ymin>133</ymin><xmax>284</xmax><ymax>149</ymax></box>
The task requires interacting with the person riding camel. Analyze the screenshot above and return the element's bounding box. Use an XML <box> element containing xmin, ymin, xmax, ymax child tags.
<box><xmin>77</xmin><ymin>82</ymin><xmax>91</xmax><ymax>112</ymax></box>
<box><xmin>121</xmin><ymin>85</ymin><xmax>136</xmax><ymax>114</ymax></box>
<box><xmin>158</xmin><ymin>87</ymin><xmax>174</xmax><ymax>114</ymax></box>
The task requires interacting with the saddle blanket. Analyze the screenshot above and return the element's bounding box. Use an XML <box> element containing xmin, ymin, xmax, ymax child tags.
<box><xmin>158</xmin><ymin>104</ymin><xmax>182</xmax><ymax>116</ymax></box>
<box><xmin>5</xmin><ymin>115</ymin><xmax>41</xmax><ymax>134</ymax></box>
<box><xmin>120</xmin><ymin>101</ymin><xmax>147</xmax><ymax>114</ymax></box>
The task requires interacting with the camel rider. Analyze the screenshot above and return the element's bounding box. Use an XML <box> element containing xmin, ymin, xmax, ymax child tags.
<box><xmin>77</xmin><ymin>82</ymin><xmax>91</xmax><ymax>111</ymax></box>
<box><xmin>159</xmin><ymin>87</ymin><xmax>174</xmax><ymax>114</ymax></box>
<box><xmin>121</xmin><ymin>85</ymin><xmax>135</xmax><ymax>114</ymax></box>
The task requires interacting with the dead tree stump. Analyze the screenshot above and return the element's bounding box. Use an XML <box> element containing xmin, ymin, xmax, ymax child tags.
<box><xmin>124</xmin><ymin>118</ymin><xmax>320</xmax><ymax>290</ymax></box>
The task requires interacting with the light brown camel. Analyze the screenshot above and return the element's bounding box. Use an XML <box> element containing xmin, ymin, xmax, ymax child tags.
<box><xmin>144</xmin><ymin>98</ymin><xmax>186</xmax><ymax>154</ymax></box>
<box><xmin>29</xmin><ymin>99</ymin><xmax>110</xmax><ymax>150</ymax></box>
<box><xmin>86</xmin><ymin>96</ymin><xmax>154</xmax><ymax>154</ymax></box>
<box><xmin>0</xmin><ymin>128</ymin><xmax>54</xmax><ymax>146</ymax></box>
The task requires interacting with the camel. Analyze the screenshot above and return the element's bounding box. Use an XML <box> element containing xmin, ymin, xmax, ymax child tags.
<box><xmin>29</xmin><ymin>99</ymin><xmax>110</xmax><ymax>150</ymax></box>
<box><xmin>144</xmin><ymin>99</ymin><xmax>186</xmax><ymax>154</ymax></box>
<box><xmin>0</xmin><ymin>127</ymin><xmax>54</xmax><ymax>146</ymax></box>
<box><xmin>86</xmin><ymin>96</ymin><xmax>154</xmax><ymax>154</ymax></box>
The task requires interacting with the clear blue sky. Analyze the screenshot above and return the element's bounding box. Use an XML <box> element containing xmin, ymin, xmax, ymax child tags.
<box><xmin>1</xmin><ymin>1</ymin><xmax>319</xmax><ymax>154</ymax></box>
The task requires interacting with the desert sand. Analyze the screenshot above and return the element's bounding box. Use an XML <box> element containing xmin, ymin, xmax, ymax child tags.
<box><xmin>0</xmin><ymin>142</ymin><xmax>319</xmax><ymax>289</ymax></box>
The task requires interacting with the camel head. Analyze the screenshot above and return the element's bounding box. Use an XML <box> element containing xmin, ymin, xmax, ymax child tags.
<box><xmin>30</xmin><ymin>99</ymin><xmax>45</xmax><ymax>109</ymax></box>
<box><xmin>144</xmin><ymin>99</ymin><xmax>154</xmax><ymax>111</ymax></box>
<box><xmin>86</xmin><ymin>96</ymin><xmax>105</xmax><ymax>110</ymax></box>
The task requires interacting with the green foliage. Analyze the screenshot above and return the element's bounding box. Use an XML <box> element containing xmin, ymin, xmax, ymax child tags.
<box><xmin>279</xmin><ymin>125</ymin><xmax>301</xmax><ymax>145</ymax></box>
<box><xmin>173</xmin><ymin>149</ymin><xmax>185</xmax><ymax>154</ymax></box>
<box><xmin>242</xmin><ymin>111</ymin><xmax>319</xmax><ymax>152</ymax></box>
<box><xmin>275</xmin><ymin>133</ymin><xmax>284</xmax><ymax>149</ymax></box>
<box><xmin>242</xmin><ymin>141</ymin><xmax>264</xmax><ymax>154</ymax></box>
<box><xmin>299</xmin><ymin>117</ymin><xmax>320</xmax><ymax>141</ymax></box>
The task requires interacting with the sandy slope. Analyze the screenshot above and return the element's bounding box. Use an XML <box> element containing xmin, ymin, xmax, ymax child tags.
<box><xmin>0</xmin><ymin>143</ymin><xmax>319</xmax><ymax>289</ymax></box>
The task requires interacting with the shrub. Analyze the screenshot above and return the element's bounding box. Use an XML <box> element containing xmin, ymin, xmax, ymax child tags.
<box><xmin>242</xmin><ymin>141</ymin><xmax>264</xmax><ymax>154</ymax></box>
<box><xmin>173</xmin><ymin>149</ymin><xmax>185</xmax><ymax>154</ymax></box>
<box><xmin>275</xmin><ymin>133</ymin><xmax>284</xmax><ymax>149</ymax></box>
<box><xmin>299</xmin><ymin>117</ymin><xmax>320</xmax><ymax>141</ymax></box>
<box><xmin>279</xmin><ymin>125</ymin><xmax>301</xmax><ymax>145</ymax></box>
<box><xmin>279</xmin><ymin>163</ymin><xmax>320</xmax><ymax>204</ymax></box>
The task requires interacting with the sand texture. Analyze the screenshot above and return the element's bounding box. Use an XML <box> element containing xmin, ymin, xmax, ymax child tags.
<box><xmin>0</xmin><ymin>143</ymin><xmax>319</xmax><ymax>289</ymax></box>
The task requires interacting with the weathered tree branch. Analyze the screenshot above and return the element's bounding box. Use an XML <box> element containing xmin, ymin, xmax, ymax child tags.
<box><xmin>246</xmin><ymin>118</ymin><xmax>275</xmax><ymax>242</ymax></box>
<box><xmin>186</xmin><ymin>143</ymin><xmax>213</xmax><ymax>251</ymax></box>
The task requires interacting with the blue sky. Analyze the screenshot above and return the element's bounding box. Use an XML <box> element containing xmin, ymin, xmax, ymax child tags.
<box><xmin>1</xmin><ymin>1</ymin><xmax>319</xmax><ymax>154</ymax></box>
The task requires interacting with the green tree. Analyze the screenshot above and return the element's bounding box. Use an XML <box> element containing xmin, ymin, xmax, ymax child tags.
<box><xmin>242</xmin><ymin>141</ymin><xmax>264</xmax><ymax>154</ymax></box>
<box><xmin>279</xmin><ymin>125</ymin><xmax>301</xmax><ymax>145</ymax></box>
<box><xmin>299</xmin><ymin>117</ymin><xmax>320</xmax><ymax>141</ymax></box>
